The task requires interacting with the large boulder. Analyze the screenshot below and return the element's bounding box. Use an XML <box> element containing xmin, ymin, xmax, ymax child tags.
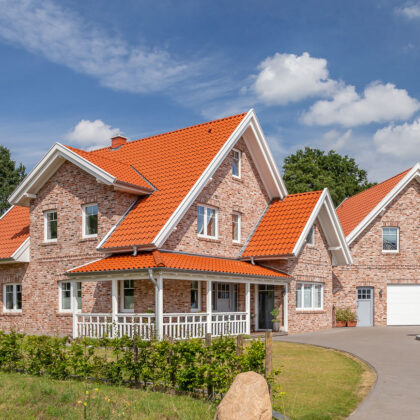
<box><xmin>215</xmin><ymin>371</ymin><xmax>272</xmax><ymax>420</ymax></box>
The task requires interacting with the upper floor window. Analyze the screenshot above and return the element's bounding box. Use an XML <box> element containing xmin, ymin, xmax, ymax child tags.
<box><xmin>197</xmin><ymin>205</ymin><xmax>218</xmax><ymax>239</ymax></box>
<box><xmin>232</xmin><ymin>212</ymin><xmax>241</xmax><ymax>243</ymax></box>
<box><xmin>120</xmin><ymin>280</ymin><xmax>134</xmax><ymax>312</ymax></box>
<box><xmin>190</xmin><ymin>281</ymin><xmax>201</xmax><ymax>311</ymax></box>
<box><xmin>82</xmin><ymin>204</ymin><xmax>98</xmax><ymax>238</ymax></box>
<box><xmin>232</xmin><ymin>149</ymin><xmax>241</xmax><ymax>178</ymax></box>
<box><xmin>59</xmin><ymin>281</ymin><xmax>81</xmax><ymax>312</ymax></box>
<box><xmin>296</xmin><ymin>282</ymin><xmax>323</xmax><ymax>310</ymax></box>
<box><xmin>44</xmin><ymin>210</ymin><xmax>57</xmax><ymax>242</ymax></box>
<box><xmin>306</xmin><ymin>225</ymin><xmax>315</xmax><ymax>246</ymax></box>
<box><xmin>382</xmin><ymin>227</ymin><xmax>399</xmax><ymax>252</ymax></box>
<box><xmin>3</xmin><ymin>283</ymin><xmax>22</xmax><ymax>312</ymax></box>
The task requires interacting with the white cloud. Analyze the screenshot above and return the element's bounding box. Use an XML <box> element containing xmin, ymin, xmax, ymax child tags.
<box><xmin>253</xmin><ymin>52</ymin><xmax>338</xmax><ymax>105</ymax></box>
<box><xmin>303</xmin><ymin>82</ymin><xmax>420</xmax><ymax>126</ymax></box>
<box><xmin>0</xmin><ymin>0</ymin><xmax>194</xmax><ymax>93</ymax></box>
<box><xmin>321</xmin><ymin>129</ymin><xmax>352</xmax><ymax>150</ymax></box>
<box><xmin>64</xmin><ymin>120</ymin><xmax>120</xmax><ymax>149</ymax></box>
<box><xmin>396</xmin><ymin>3</ymin><xmax>420</xmax><ymax>19</ymax></box>
<box><xmin>373</xmin><ymin>118</ymin><xmax>420</xmax><ymax>159</ymax></box>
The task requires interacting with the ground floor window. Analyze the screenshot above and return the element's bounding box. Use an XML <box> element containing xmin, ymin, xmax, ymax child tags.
<box><xmin>296</xmin><ymin>282</ymin><xmax>323</xmax><ymax>310</ymax></box>
<box><xmin>212</xmin><ymin>283</ymin><xmax>238</xmax><ymax>312</ymax></box>
<box><xmin>190</xmin><ymin>281</ymin><xmax>201</xmax><ymax>311</ymax></box>
<box><xmin>59</xmin><ymin>281</ymin><xmax>81</xmax><ymax>312</ymax></box>
<box><xmin>120</xmin><ymin>280</ymin><xmax>134</xmax><ymax>312</ymax></box>
<box><xmin>3</xmin><ymin>283</ymin><xmax>22</xmax><ymax>312</ymax></box>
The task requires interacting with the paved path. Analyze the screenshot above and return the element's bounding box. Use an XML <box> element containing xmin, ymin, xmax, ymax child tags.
<box><xmin>275</xmin><ymin>326</ymin><xmax>420</xmax><ymax>419</ymax></box>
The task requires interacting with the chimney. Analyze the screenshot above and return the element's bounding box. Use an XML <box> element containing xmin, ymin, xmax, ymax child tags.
<box><xmin>111</xmin><ymin>135</ymin><xmax>127</xmax><ymax>149</ymax></box>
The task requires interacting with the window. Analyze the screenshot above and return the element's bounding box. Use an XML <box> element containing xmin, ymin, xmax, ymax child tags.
<box><xmin>232</xmin><ymin>212</ymin><xmax>241</xmax><ymax>243</ymax></box>
<box><xmin>121</xmin><ymin>280</ymin><xmax>134</xmax><ymax>312</ymax></box>
<box><xmin>306</xmin><ymin>225</ymin><xmax>314</xmax><ymax>246</ymax></box>
<box><xmin>44</xmin><ymin>210</ymin><xmax>57</xmax><ymax>242</ymax></box>
<box><xmin>190</xmin><ymin>281</ymin><xmax>201</xmax><ymax>311</ymax></box>
<box><xmin>382</xmin><ymin>227</ymin><xmax>399</xmax><ymax>252</ymax></box>
<box><xmin>3</xmin><ymin>284</ymin><xmax>22</xmax><ymax>312</ymax></box>
<box><xmin>197</xmin><ymin>205</ymin><xmax>218</xmax><ymax>239</ymax></box>
<box><xmin>59</xmin><ymin>281</ymin><xmax>81</xmax><ymax>312</ymax></box>
<box><xmin>82</xmin><ymin>204</ymin><xmax>98</xmax><ymax>237</ymax></box>
<box><xmin>296</xmin><ymin>283</ymin><xmax>323</xmax><ymax>310</ymax></box>
<box><xmin>232</xmin><ymin>149</ymin><xmax>241</xmax><ymax>178</ymax></box>
<box><xmin>357</xmin><ymin>288</ymin><xmax>372</xmax><ymax>300</ymax></box>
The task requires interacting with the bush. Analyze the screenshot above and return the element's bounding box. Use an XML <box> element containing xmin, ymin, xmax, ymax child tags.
<box><xmin>336</xmin><ymin>308</ymin><xmax>356</xmax><ymax>322</ymax></box>
<box><xmin>0</xmin><ymin>331</ymin><xmax>266</xmax><ymax>399</ymax></box>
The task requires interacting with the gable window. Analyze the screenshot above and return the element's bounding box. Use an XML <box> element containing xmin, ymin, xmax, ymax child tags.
<box><xmin>197</xmin><ymin>205</ymin><xmax>218</xmax><ymax>239</ymax></box>
<box><xmin>382</xmin><ymin>227</ymin><xmax>399</xmax><ymax>252</ymax></box>
<box><xmin>82</xmin><ymin>204</ymin><xmax>98</xmax><ymax>238</ymax></box>
<box><xmin>59</xmin><ymin>281</ymin><xmax>81</xmax><ymax>312</ymax></box>
<box><xmin>3</xmin><ymin>284</ymin><xmax>22</xmax><ymax>312</ymax></box>
<box><xmin>232</xmin><ymin>212</ymin><xmax>241</xmax><ymax>243</ymax></box>
<box><xmin>190</xmin><ymin>281</ymin><xmax>201</xmax><ymax>311</ymax></box>
<box><xmin>296</xmin><ymin>282</ymin><xmax>323</xmax><ymax>310</ymax></box>
<box><xmin>44</xmin><ymin>210</ymin><xmax>57</xmax><ymax>242</ymax></box>
<box><xmin>120</xmin><ymin>280</ymin><xmax>134</xmax><ymax>312</ymax></box>
<box><xmin>306</xmin><ymin>225</ymin><xmax>315</xmax><ymax>246</ymax></box>
<box><xmin>232</xmin><ymin>149</ymin><xmax>241</xmax><ymax>178</ymax></box>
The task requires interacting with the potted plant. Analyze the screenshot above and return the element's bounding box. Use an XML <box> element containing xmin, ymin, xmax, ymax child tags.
<box><xmin>335</xmin><ymin>308</ymin><xmax>347</xmax><ymax>327</ymax></box>
<box><xmin>344</xmin><ymin>308</ymin><xmax>357</xmax><ymax>327</ymax></box>
<box><xmin>271</xmin><ymin>308</ymin><xmax>280</xmax><ymax>332</ymax></box>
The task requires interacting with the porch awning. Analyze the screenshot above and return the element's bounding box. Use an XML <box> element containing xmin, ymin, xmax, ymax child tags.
<box><xmin>67</xmin><ymin>250</ymin><xmax>291</xmax><ymax>280</ymax></box>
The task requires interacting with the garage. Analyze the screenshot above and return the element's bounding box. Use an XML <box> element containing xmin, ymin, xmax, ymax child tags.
<box><xmin>387</xmin><ymin>285</ymin><xmax>420</xmax><ymax>325</ymax></box>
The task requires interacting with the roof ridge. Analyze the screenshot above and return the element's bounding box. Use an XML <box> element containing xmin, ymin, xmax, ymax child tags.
<box><xmin>88</xmin><ymin>112</ymin><xmax>247</xmax><ymax>153</ymax></box>
<box><xmin>152</xmin><ymin>249</ymin><xmax>166</xmax><ymax>267</ymax></box>
<box><xmin>286</xmin><ymin>190</ymin><xmax>323</xmax><ymax>198</ymax></box>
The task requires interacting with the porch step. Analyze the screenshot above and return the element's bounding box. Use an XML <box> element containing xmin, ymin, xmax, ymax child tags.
<box><xmin>250</xmin><ymin>331</ymin><xmax>288</xmax><ymax>338</ymax></box>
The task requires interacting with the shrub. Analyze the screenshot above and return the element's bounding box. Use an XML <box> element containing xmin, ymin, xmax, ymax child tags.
<box><xmin>336</xmin><ymin>307</ymin><xmax>356</xmax><ymax>322</ymax></box>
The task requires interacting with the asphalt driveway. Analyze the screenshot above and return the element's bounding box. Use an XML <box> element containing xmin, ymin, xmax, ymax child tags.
<box><xmin>275</xmin><ymin>326</ymin><xmax>420</xmax><ymax>419</ymax></box>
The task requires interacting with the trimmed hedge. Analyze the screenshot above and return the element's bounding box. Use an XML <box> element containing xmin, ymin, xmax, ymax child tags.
<box><xmin>0</xmin><ymin>331</ymin><xmax>265</xmax><ymax>398</ymax></box>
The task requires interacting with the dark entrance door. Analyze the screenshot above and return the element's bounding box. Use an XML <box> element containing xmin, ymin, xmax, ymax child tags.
<box><xmin>258</xmin><ymin>285</ymin><xmax>274</xmax><ymax>330</ymax></box>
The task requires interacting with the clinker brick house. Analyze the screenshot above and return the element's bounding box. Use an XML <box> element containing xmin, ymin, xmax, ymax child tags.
<box><xmin>0</xmin><ymin>110</ymin><xmax>352</xmax><ymax>338</ymax></box>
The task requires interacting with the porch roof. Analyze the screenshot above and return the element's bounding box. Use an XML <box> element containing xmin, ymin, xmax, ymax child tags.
<box><xmin>67</xmin><ymin>250</ymin><xmax>291</xmax><ymax>279</ymax></box>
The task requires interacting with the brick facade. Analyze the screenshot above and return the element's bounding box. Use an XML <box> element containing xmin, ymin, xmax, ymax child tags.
<box><xmin>333</xmin><ymin>180</ymin><xmax>420</xmax><ymax>325</ymax></box>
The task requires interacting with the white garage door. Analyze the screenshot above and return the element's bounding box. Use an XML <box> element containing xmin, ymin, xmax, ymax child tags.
<box><xmin>387</xmin><ymin>285</ymin><xmax>420</xmax><ymax>325</ymax></box>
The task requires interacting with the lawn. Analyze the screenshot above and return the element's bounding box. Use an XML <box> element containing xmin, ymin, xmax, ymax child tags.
<box><xmin>272</xmin><ymin>342</ymin><xmax>375</xmax><ymax>420</ymax></box>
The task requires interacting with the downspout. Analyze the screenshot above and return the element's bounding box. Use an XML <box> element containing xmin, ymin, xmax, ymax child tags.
<box><xmin>147</xmin><ymin>268</ymin><xmax>156</xmax><ymax>286</ymax></box>
<box><xmin>133</xmin><ymin>245</ymin><xmax>138</xmax><ymax>257</ymax></box>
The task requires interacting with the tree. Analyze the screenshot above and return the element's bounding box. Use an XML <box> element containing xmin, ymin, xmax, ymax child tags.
<box><xmin>282</xmin><ymin>147</ymin><xmax>375</xmax><ymax>207</ymax></box>
<box><xmin>0</xmin><ymin>145</ymin><xmax>26</xmax><ymax>215</ymax></box>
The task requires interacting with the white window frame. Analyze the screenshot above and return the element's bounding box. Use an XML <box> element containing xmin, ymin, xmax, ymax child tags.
<box><xmin>190</xmin><ymin>281</ymin><xmax>202</xmax><ymax>312</ymax></box>
<box><xmin>296</xmin><ymin>282</ymin><xmax>324</xmax><ymax>310</ymax></box>
<box><xmin>197</xmin><ymin>205</ymin><xmax>219</xmax><ymax>239</ymax></box>
<box><xmin>120</xmin><ymin>280</ymin><xmax>135</xmax><ymax>313</ymax></box>
<box><xmin>232</xmin><ymin>212</ymin><xmax>241</xmax><ymax>243</ymax></box>
<box><xmin>3</xmin><ymin>283</ymin><xmax>22</xmax><ymax>313</ymax></box>
<box><xmin>58</xmin><ymin>281</ymin><xmax>82</xmax><ymax>313</ymax></box>
<box><xmin>44</xmin><ymin>210</ymin><xmax>58</xmax><ymax>242</ymax></box>
<box><xmin>232</xmin><ymin>148</ymin><xmax>241</xmax><ymax>179</ymax></box>
<box><xmin>382</xmin><ymin>227</ymin><xmax>399</xmax><ymax>253</ymax></box>
<box><xmin>306</xmin><ymin>225</ymin><xmax>315</xmax><ymax>246</ymax></box>
<box><xmin>82</xmin><ymin>203</ymin><xmax>98</xmax><ymax>238</ymax></box>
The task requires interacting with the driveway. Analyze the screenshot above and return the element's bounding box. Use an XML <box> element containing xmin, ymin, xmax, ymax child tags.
<box><xmin>275</xmin><ymin>326</ymin><xmax>420</xmax><ymax>419</ymax></box>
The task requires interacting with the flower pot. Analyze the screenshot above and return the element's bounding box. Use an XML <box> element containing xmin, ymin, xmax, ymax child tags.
<box><xmin>272</xmin><ymin>321</ymin><xmax>280</xmax><ymax>332</ymax></box>
<box><xmin>335</xmin><ymin>320</ymin><xmax>346</xmax><ymax>327</ymax></box>
<box><xmin>347</xmin><ymin>321</ymin><xmax>357</xmax><ymax>327</ymax></box>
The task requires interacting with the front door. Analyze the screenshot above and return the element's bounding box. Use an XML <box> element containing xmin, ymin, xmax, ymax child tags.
<box><xmin>214</xmin><ymin>283</ymin><xmax>237</xmax><ymax>312</ymax></box>
<box><xmin>356</xmin><ymin>287</ymin><xmax>373</xmax><ymax>327</ymax></box>
<box><xmin>258</xmin><ymin>285</ymin><xmax>274</xmax><ymax>330</ymax></box>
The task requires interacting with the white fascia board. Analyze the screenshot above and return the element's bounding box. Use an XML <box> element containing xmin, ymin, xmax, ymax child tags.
<box><xmin>11</xmin><ymin>237</ymin><xmax>30</xmax><ymax>262</ymax></box>
<box><xmin>346</xmin><ymin>163</ymin><xmax>420</xmax><ymax>245</ymax></box>
<box><xmin>153</xmin><ymin>109</ymin><xmax>287</xmax><ymax>248</ymax></box>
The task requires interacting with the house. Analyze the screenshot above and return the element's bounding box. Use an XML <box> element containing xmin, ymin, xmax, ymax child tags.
<box><xmin>334</xmin><ymin>164</ymin><xmax>420</xmax><ymax>327</ymax></box>
<box><xmin>0</xmin><ymin>110</ymin><xmax>351</xmax><ymax>338</ymax></box>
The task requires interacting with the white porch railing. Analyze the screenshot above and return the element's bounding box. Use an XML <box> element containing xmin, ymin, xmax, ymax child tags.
<box><xmin>211</xmin><ymin>312</ymin><xmax>247</xmax><ymax>337</ymax></box>
<box><xmin>162</xmin><ymin>313</ymin><xmax>208</xmax><ymax>339</ymax></box>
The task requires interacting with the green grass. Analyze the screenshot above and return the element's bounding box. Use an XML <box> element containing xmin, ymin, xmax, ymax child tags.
<box><xmin>0</xmin><ymin>372</ymin><xmax>216</xmax><ymax>420</ymax></box>
<box><xmin>272</xmin><ymin>342</ymin><xmax>375</xmax><ymax>420</ymax></box>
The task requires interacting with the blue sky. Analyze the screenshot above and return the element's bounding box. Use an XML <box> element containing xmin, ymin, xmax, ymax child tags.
<box><xmin>1</xmin><ymin>0</ymin><xmax>420</xmax><ymax>181</ymax></box>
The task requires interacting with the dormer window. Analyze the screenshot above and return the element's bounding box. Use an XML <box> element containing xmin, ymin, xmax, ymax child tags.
<box><xmin>44</xmin><ymin>210</ymin><xmax>57</xmax><ymax>242</ymax></box>
<box><xmin>382</xmin><ymin>227</ymin><xmax>399</xmax><ymax>252</ymax></box>
<box><xmin>197</xmin><ymin>205</ymin><xmax>218</xmax><ymax>239</ymax></box>
<box><xmin>306</xmin><ymin>225</ymin><xmax>314</xmax><ymax>246</ymax></box>
<box><xmin>232</xmin><ymin>149</ymin><xmax>241</xmax><ymax>178</ymax></box>
<box><xmin>82</xmin><ymin>204</ymin><xmax>98</xmax><ymax>238</ymax></box>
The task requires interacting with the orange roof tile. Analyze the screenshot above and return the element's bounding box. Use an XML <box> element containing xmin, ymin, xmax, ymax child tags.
<box><xmin>337</xmin><ymin>168</ymin><xmax>411</xmax><ymax>237</ymax></box>
<box><xmin>68</xmin><ymin>250</ymin><xmax>290</xmax><ymax>278</ymax></box>
<box><xmin>0</xmin><ymin>206</ymin><xmax>30</xmax><ymax>260</ymax></box>
<box><xmin>80</xmin><ymin>113</ymin><xmax>246</xmax><ymax>249</ymax></box>
<box><xmin>242</xmin><ymin>191</ymin><xmax>323</xmax><ymax>258</ymax></box>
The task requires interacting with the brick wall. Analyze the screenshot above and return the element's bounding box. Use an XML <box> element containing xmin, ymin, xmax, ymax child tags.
<box><xmin>333</xmin><ymin>179</ymin><xmax>420</xmax><ymax>325</ymax></box>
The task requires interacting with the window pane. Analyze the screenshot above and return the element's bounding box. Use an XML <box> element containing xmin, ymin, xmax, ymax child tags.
<box><xmin>383</xmin><ymin>227</ymin><xmax>398</xmax><ymax>251</ymax></box>
<box><xmin>232</xmin><ymin>213</ymin><xmax>240</xmax><ymax>241</ymax></box>
<box><xmin>124</xmin><ymin>280</ymin><xmax>134</xmax><ymax>310</ymax></box>
<box><xmin>5</xmin><ymin>285</ymin><xmax>13</xmax><ymax>310</ymax></box>
<box><xmin>314</xmin><ymin>284</ymin><xmax>322</xmax><ymax>308</ymax></box>
<box><xmin>47</xmin><ymin>211</ymin><xmax>57</xmax><ymax>240</ymax></box>
<box><xmin>296</xmin><ymin>284</ymin><xmax>302</xmax><ymax>308</ymax></box>
<box><xmin>61</xmin><ymin>282</ymin><xmax>71</xmax><ymax>310</ymax></box>
<box><xmin>197</xmin><ymin>206</ymin><xmax>205</xmax><ymax>235</ymax></box>
<box><xmin>232</xmin><ymin>150</ymin><xmax>240</xmax><ymax>177</ymax></box>
<box><xmin>76</xmin><ymin>282</ymin><xmax>82</xmax><ymax>310</ymax></box>
<box><xmin>191</xmin><ymin>281</ymin><xmax>199</xmax><ymax>309</ymax></box>
<box><xmin>16</xmin><ymin>285</ymin><xmax>22</xmax><ymax>310</ymax></box>
<box><xmin>207</xmin><ymin>208</ymin><xmax>216</xmax><ymax>237</ymax></box>
<box><xmin>85</xmin><ymin>205</ymin><xmax>98</xmax><ymax>235</ymax></box>
<box><xmin>304</xmin><ymin>285</ymin><xmax>312</xmax><ymax>308</ymax></box>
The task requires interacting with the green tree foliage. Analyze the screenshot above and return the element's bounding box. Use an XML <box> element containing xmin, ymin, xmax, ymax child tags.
<box><xmin>0</xmin><ymin>145</ymin><xmax>26</xmax><ymax>214</ymax></box>
<box><xmin>283</xmin><ymin>147</ymin><xmax>376</xmax><ymax>206</ymax></box>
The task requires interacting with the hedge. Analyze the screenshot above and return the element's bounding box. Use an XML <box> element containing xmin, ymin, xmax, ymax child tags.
<box><xmin>0</xmin><ymin>331</ymin><xmax>266</xmax><ymax>399</ymax></box>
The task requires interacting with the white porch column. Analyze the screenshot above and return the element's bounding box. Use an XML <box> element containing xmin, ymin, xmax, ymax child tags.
<box><xmin>206</xmin><ymin>280</ymin><xmax>212</xmax><ymax>336</ymax></box>
<box><xmin>156</xmin><ymin>275</ymin><xmax>163</xmax><ymax>339</ymax></box>
<box><xmin>245</xmin><ymin>282</ymin><xmax>251</xmax><ymax>335</ymax></box>
<box><xmin>283</xmin><ymin>283</ymin><xmax>289</xmax><ymax>332</ymax></box>
<box><xmin>254</xmin><ymin>284</ymin><xmax>259</xmax><ymax>332</ymax></box>
<box><xmin>72</xmin><ymin>285</ymin><xmax>78</xmax><ymax>338</ymax></box>
<box><xmin>112</xmin><ymin>279</ymin><xmax>118</xmax><ymax>337</ymax></box>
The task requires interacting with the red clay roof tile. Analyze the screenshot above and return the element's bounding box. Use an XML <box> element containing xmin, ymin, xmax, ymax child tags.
<box><xmin>0</xmin><ymin>206</ymin><xmax>30</xmax><ymax>260</ymax></box>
